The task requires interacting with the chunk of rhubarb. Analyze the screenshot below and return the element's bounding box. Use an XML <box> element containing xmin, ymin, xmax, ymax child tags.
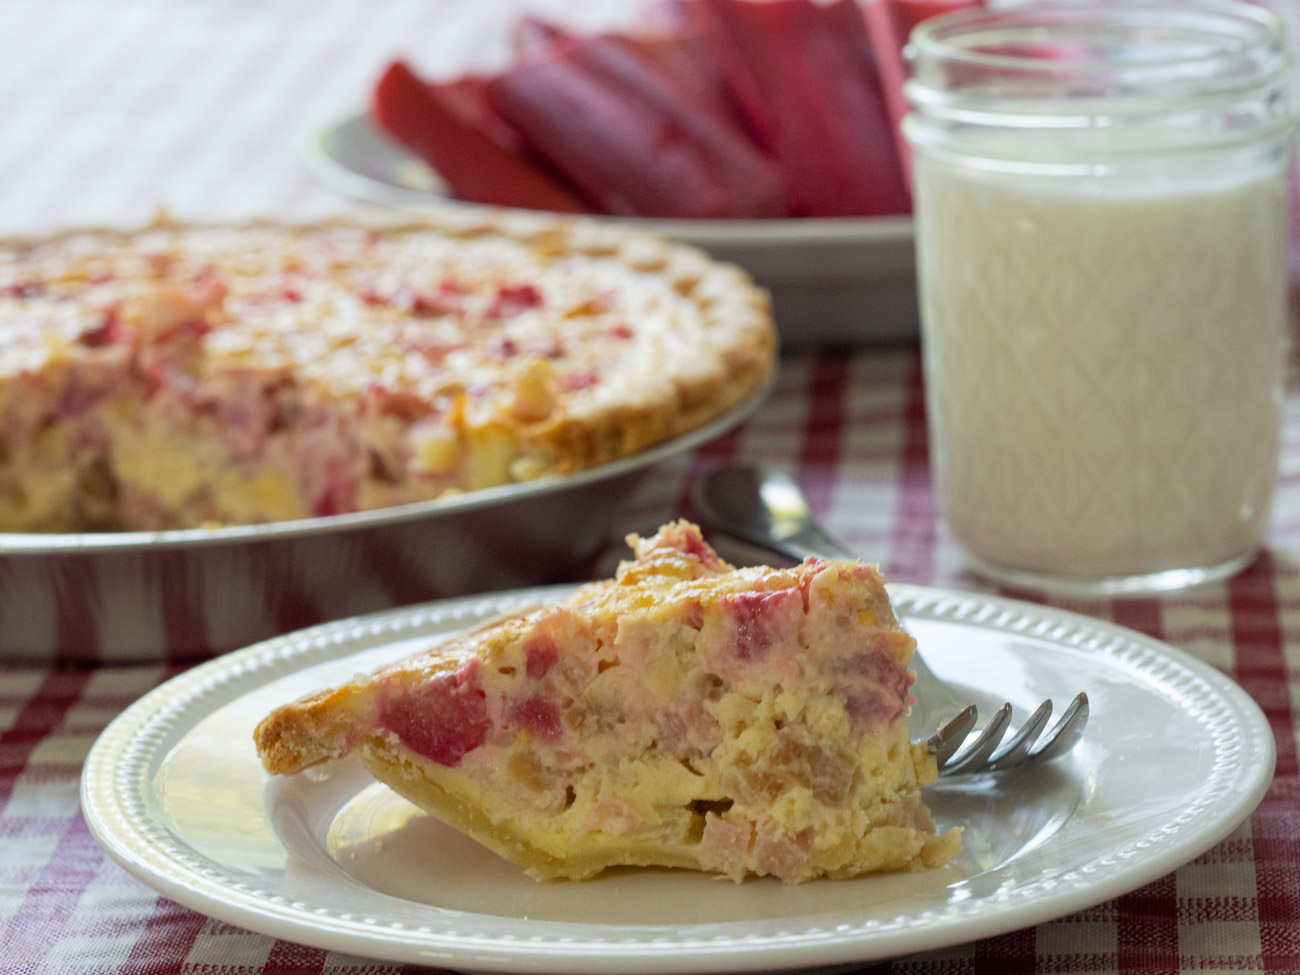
<box><xmin>377</xmin><ymin>660</ymin><xmax>489</xmax><ymax>767</ymax></box>
<box><xmin>371</xmin><ymin>60</ymin><xmax>589</xmax><ymax>213</ymax></box>
<box><xmin>698</xmin><ymin>0</ymin><xmax>909</xmax><ymax>217</ymax></box>
<box><xmin>486</xmin><ymin>36</ymin><xmax>787</xmax><ymax>219</ymax></box>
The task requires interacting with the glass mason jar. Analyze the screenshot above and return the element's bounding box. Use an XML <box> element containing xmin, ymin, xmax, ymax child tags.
<box><xmin>903</xmin><ymin>0</ymin><xmax>1296</xmax><ymax>596</ymax></box>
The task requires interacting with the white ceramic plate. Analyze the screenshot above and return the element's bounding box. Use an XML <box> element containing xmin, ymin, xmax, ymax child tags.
<box><xmin>305</xmin><ymin>114</ymin><xmax>920</xmax><ymax>345</ymax></box>
<box><xmin>82</xmin><ymin>585</ymin><xmax>1273</xmax><ymax>973</ymax></box>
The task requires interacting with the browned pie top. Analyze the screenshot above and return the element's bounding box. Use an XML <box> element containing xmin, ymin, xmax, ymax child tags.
<box><xmin>0</xmin><ymin>216</ymin><xmax>775</xmax><ymax>447</ymax></box>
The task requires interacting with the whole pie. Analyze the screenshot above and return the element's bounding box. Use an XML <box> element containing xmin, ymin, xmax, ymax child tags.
<box><xmin>0</xmin><ymin>217</ymin><xmax>774</xmax><ymax>531</ymax></box>
<box><xmin>255</xmin><ymin>521</ymin><xmax>961</xmax><ymax>883</ymax></box>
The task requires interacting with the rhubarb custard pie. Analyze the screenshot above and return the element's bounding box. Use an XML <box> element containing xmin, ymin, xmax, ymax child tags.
<box><xmin>254</xmin><ymin>521</ymin><xmax>960</xmax><ymax>884</ymax></box>
<box><xmin>0</xmin><ymin>218</ymin><xmax>773</xmax><ymax>531</ymax></box>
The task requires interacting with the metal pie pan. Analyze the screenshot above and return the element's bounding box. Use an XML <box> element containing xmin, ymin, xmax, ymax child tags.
<box><xmin>0</xmin><ymin>381</ymin><xmax>769</xmax><ymax>663</ymax></box>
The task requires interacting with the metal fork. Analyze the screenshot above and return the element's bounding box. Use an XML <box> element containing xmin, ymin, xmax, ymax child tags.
<box><xmin>691</xmin><ymin>463</ymin><xmax>1090</xmax><ymax>777</ymax></box>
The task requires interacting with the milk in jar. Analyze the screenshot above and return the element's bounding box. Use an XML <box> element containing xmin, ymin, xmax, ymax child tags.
<box><xmin>904</xmin><ymin>1</ymin><xmax>1295</xmax><ymax>593</ymax></box>
<box><xmin>914</xmin><ymin>166</ymin><xmax>1287</xmax><ymax>580</ymax></box>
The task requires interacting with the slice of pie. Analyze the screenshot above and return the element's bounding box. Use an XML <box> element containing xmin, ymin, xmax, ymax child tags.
<box><xmin>254</xmin><ymin>521</ymin><xmax>960</xmax><ymax>883</ymax></box>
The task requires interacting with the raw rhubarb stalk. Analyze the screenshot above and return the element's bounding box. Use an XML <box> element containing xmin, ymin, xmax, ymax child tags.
<box><xmin>430</xmin><ymin>74</ymin><xmax>524</xmax><ymax>154</ymax></box>
<box><xmin>487</xmin><ymin>36</ymin><xmax>787</xmax><ymax>219</ymax></box>
<box><xmin>511</xmin><ymin>16</ymin><xmax>570</xmax><ymax>61</ymax></box>
<box><xmin>515</xmin><ymin>14</ymin><xmax>744</xmax><ymax>132</ymax></box>
<box><xmin>863</xmin><ymin>0</ymin><xmax>983</xmax><ymax>183</ymax></box>
<box><xmin>371</xmin><ymin>60</ymin><xmax>589</xmax><ymax>213</ymax></box>
<box><xmin>646</xmin><ymin>0</ymin><xmax>697</xmax><ymax>32</ymax></box>
<box><xmin>824</xmin><ymin>0</ymin><xmax>910</xmax><ymax>197</ymax></box>
<box><xmin>698</xmin><ymin>0</ymin><xmax>909</xmax><ymax>217</ymax></box>
<box><xmin>824</xmin><ymin>0</ymin><xmax>880</xmax><ymax>75</ymax></box>
<box><xmin>619</xmin><ymin>32</ymin><xmax>746</xmax><ymax>132</ymax></box>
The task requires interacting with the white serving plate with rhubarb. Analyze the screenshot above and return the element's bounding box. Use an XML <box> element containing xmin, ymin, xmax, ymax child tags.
<box><xmin>306</xmin><ymin>0</ymin><xmax>984</xmax><ymax>344</ymax></box>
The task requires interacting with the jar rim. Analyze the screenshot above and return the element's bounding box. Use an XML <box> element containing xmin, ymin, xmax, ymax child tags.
<box><xmin>904</xmin><ymin>0</ymin><xmax>1296</xmax><ymax>165</ymax></box>
<box><xmin>909</xmin><ymin>0</ymin><xmax>1285</xmax><ymax>79</ymax></box>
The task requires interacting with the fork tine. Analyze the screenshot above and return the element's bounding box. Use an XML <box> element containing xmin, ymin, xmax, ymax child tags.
<box><xmin>927</xmin><ymin>705</ymin><xmax>978</xmax><ymax>765</ymax></box>
<box><xmin>1029</xmin><ymin>693</ymin><xmax>1090</xmax><ymax>762</ymax></box>
<box><xmin>984</xmin><ymin>699</ymin><xmax>1053</xmax><ymax>772</ymax></box>
<box><xmin>939</xmin><ymin>702</ymin><xmax>1012</xmax><ymax>776</ymax></box>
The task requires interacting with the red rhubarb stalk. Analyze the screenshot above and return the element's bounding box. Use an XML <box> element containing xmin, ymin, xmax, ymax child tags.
<box><xmin>824</xmin><ymin>0</ymin><xmax>881</xmax><ymax>76</ymax></box>
<box><xmin>699</xmin><ymin>0</ymin><xmax>909</xmax><ymax>217</ymax></box>
<box><xmin>512</xmin><ymin>16</ymin><xmax>571</xmax><ymax>61</ymax></box>
<box><xmin>863</xmin><ymin>0</ymin><xmax>983</xmax><ymax>183</ymax></box>
<box><xmin>487</xmin><ymin>36</ymin><xmax>787</xmax><ymax>219</ymax></box>
<box><xmin>371</xmin><ymin>60</ymin><xmax>589</xmax><ymax>213</ymax></box>
<box><xmin>617</xmin><ymin>32</ymin><xmax>746</xmax><ymax>133</ymax></box>
<box><xmin>516</xmin><ymin>11</ymin><xmax>747</xmax><ymax>136</ymax></box>
<box><xmin>430</xmin><ymin>74</ymin><xmax>526</xmax><ymax>154</ymax></box>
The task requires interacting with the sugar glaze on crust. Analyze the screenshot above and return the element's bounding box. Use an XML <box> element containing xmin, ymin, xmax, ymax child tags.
<box><xmin>255</xmin><ymin>521</ymin><xmax>961</xmax><ymax>884</ymax></box>
<box><xmin>0</xmin><ymin>215</ymin><xmax>774</xmax><ymax>531</ymax></box>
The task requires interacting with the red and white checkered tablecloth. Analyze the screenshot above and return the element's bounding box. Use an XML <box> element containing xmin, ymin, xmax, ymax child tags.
<box><xmin>3</xmin><ymin>1</ymin><xmax>1300</xmax><ymax>972</ymax></box>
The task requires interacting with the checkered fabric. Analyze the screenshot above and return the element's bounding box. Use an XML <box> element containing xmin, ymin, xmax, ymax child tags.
<box><xmin>2</xmin><ymin>0</ymin><xmax>1300</xmax><ymax>972</ymax></box>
